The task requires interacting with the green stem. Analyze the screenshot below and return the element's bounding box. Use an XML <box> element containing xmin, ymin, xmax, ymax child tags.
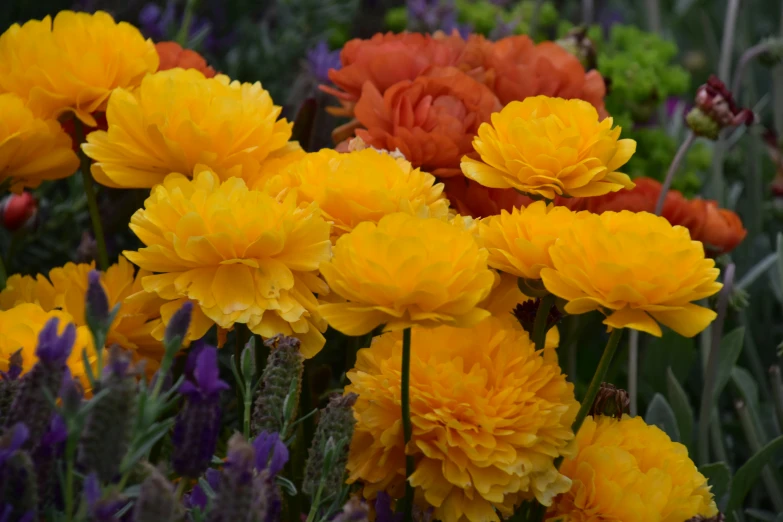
<box><xmin>175</xmin><ymin>478</ymin><xmax>189</xmax><ymax>500</ymax></box>
<box><xmin>532</xmin><ymin>294</ymin><xmax>556</xmax><ymax>351</ymax></box>
<box><xmin>770</xmin><ymin>366</ymin><xmax>783</xmax><ymax>435</ymax></box>
<box><xmin>74</xmin><ymin>120</ymin><xmax>108</xmax><ymax>270</ymax></box>
<box><xmin>628</xmin><ymin>329</ymin><xmax>639</xmax><ymax>417</ymax></box>
<box><xmin>305</xmin><ymin>478</ymin><xmax>325</xmax><ymax>522</ymax></box>
<box><xmin>235</xmin><ymin>325</ymin><xmax>250</xmax><ymax>435</ymax></box>
<box><xmin>570</xmin><ymin>328</ymin><xmax>624</xmax><ymax>436</ymax></box>
<box><xmin>64</xmin><ymin>421</ymin><xmax>79</xmax><ymax>522</ymax></box>
<box><xmin>0</xmin><ymin>254</ymin><xmax>6</xmax><ymax>291</ymax></box>
<box><xmin>655</xmin><ymin>131</ymin><xmax>695</xmax><ymax>215</ymax></box>
<box><xmin>401</xmin><ymin>327</ymin><xmax>415</xmax><ymax>522</ymax></box>
<box><xmin>176</xmin><ymin>0</ymin><xmax>198</xmax><ymax>46</ymax></box>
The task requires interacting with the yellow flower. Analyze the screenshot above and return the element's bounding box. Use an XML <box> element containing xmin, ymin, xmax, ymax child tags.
<box><xmin>0</xmin><ymin>303</ymin><xmax>95</xmax><ymax>387</ymax></box>
<box><xmin>319</xmin><ymin>212</ymin><xmax>495</xmax><ymax>335</ymax></box>
<box><xmin>478</xmin><ymin>201</ymin><xmax>586</xmax><ymax>280</ymax></box>
<box><xmin>0</xmin><ymin>11</ymin><xmax>158</xmax><ymax>125</ymax></box>
<box><xmin>0</xmin><ymin>93</ymin><xmax>78</xmax><ymax>191</ymax></box>
<box><xmin>0</xmin><ymin>256</ymin><xmax>167</xmax><ymax>364</ymax></box>
<box><xmin>266</xmin><ymin>148</ymin><xmax>450</xmax><ymax>237</ymax></box>
<box><xmin>346</xmin><ymin>317</ymin><xmax>579</xmax><ymax>522</ymax></box>
<box><xmin>540</xmin><ymin>211</ymin><xmax>722</xmax><ymax>337</ymax></box>
<box><xmin>461</xmin><ymin>96</ymin><xmax>636</xmax><ymax>199</ymax></box>
<box><xmin>82</xmin><ymin>68</ymin><xmax>292</xmax><ymax>188</ymax></box>
<box><xmin>549</xmin><ymin>415</ymin><xmax>718</xmax><ymax>522</ymax></box>
<box><xmin>123</xmin><ymin>167</ymin><xmax>332</xmax><ymax>357</ymax></box>
<box><xmin>247</xmin><ymin>141</ymin><xmax>307</xmax><ymax>192</ymax></box>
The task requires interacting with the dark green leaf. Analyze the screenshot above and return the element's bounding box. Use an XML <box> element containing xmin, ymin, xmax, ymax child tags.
<box><xmin>714</xmin><ymin>328</ymin><xmax>745</xmax><ymax>403</ymax></box>
<box><xmin>121</xmin><ymin>419</ymin><xmax>175</xmax><ymax>473</ymax></box>
<box><xmin>726</xmin><ymin>435</ymin><xmax>783</xmax><ymax>519</ymax></box>
<box><xmin>745</xmin><ymin>509</ymin><xmax>778</xmax><ymax>521</ymax></box>
<box><xmin>276</xmin><ymin>475</ymin><xmax>298</xmax><ymax>496</ymax></box>
<box><xmin>699</xmin><ymin>462</ymin><xmax>731</xmax><ymax>509</ymax></box>
<box><xmin>666</xmin><ymin>367</ymin><xmax>694</xmax><ymax>449</ymax></box>
<box><xmin>645</xmin><ymin>393</ymin><xmax>681</xmax><ymax>442</ymax></box>
<box><xmin>641</xmin><ymin>329</ymin><xmax>695</xmax><ymax>402</ymax></box>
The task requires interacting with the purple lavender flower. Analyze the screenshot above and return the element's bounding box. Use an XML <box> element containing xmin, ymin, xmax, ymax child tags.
<box><xmin>185</xmin><ymin>468</ymin><xmax>220</xmax><ymax>511</ymax></box>
<box><xmin>35</xmin><ymin>318</ymin><xmax>75</xmax><ymax>368</ymax></box>
<box><xmin>374</xmin><ymin>493</ymin><xmax>403</xmax><ymax>522</ymax></box>
<box><xmin>0</xmin><ymin>505</ymin><xmax>33</xmax><ymax>522</ymax></box>
<box><xmin>172</xmin><ymin>344</ymin><xmax>228</xmax><ymax>478</ymax></box>
<box><xmin>165</xmin><ymin>301</ymin><xmax>193</xmax><ymax>347</ymax></box>
<box><xmin>0</xmin><ymin>424</ymin><xmax>28</xmax><ymax>468</ymax></box>
<box><xmin>207</xmin><ymin>435</ymin><xmax>271</xmax><ymax>522</ymax></box>
<box><xmin>84</xmin><ymin>472</ymin><xmax>130</xmax><ymax>522</ymax></box>
<box><xmin>85</xmin><ymin>270</ymin><xmax>110</xmax><ymax>333</ymax></box>
<box><xmin>33</xmin><ymin>415</ymin><xmax>67</xmax><ymax>506</ymax></box>
<box><xmin>0</xmin><ymin>425</ymin><xmax>36</xmax><ymax>520</ymax></box>
<box><xmin>407</xmin><ymin>0</ymin><xmax>470</xmax><ymax>36</ymax></box>
<box><xmin>138</xmin><ymin>0</ymin><xmax>176</xmax><ymax>41</ymax></box>
<box><xmin>307</xmin><ymin>41</ymin><xmax>342</xmax><ymax>84</ymax></box>
<box><xmin>252</xmin><ymin>432</ymin><xmax>289</xmax><ymax>476</ymax></box>
<box><xmin>0</xmin><ymin>350</ymin><xmax>22</xmax><ymax>381</ymax></box>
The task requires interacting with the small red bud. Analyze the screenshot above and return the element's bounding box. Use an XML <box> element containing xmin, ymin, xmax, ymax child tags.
<box><xmin>1</xmin><ymin>192</ymin><xmax>37</xmax><ymax>231</ymax></box>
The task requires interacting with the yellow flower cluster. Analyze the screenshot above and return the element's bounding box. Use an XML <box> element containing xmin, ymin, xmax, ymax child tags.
<box><xmin>549</xmin><ymin>415</ymin><xmax>718</xmax><ymax>521</ymax></box>
<box><xmin>83</xmin><ymin>69</ymin><xmax>293</xmax><ymax>188</ymax></box>
<box><xmin>346</xmin><ymin>318</ymin><xmax>578</xmax><ymax>522</ymax></box>
<box><xmin>124</xmin><ymin>167</ymin><xmax>332</xmax><ymax>357</ymax></box>
<box><xmin>461</xmin><ymin>96</ymin><xmax>636</xmax><ymax>199</ymax></box>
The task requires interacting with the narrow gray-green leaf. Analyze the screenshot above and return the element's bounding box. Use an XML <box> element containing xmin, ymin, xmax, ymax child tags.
<box><xmin>666</xmin><ymin>367</ymin><xmax>694</xmax><ymax>449</ymax></box>
<box><xmin>714</xmin><ymin>328</ymin><xmax>745</xmax><ymax>403</ymax></box>
<box><xmin>745</xmin><ymin>508</ymin><xmax>778</xmax><ymax>521</ymax></box>
<box><xmin>726</xmin><ymin>435</ymin><xmax>783</xmax><ymax>519</ymax></box>
<box><xmin>699</xmin><ymin>462</ymin><xmax>731</xmax><ymax>510</ymax></box>
<box><xmin>645</xmin><ymin>393</ymin><xmax>681</xmax><ymax>442</ymax></box>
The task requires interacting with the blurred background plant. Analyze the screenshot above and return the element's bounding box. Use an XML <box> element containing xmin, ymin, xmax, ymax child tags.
<box><xmin>3</xmin><ymin>0</ymin><xmax>783</xmax><ymax>519</ymax></box>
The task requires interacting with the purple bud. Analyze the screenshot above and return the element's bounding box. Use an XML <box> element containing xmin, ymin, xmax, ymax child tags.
<box><xmin>35</xmin><ymin>318</ymin><xmax>75</xmax><ymax>367</ymax></box>
<box><xmin>186</xmin><ymin>468</ymin><xmax>220</xmax><ymax>511</ymax></box>
<box><xmin>4</xmin><ymin>350</ymin><xmax>23</xmax><ymax>381</ymax></box>
<box><xmin>85</xmin><ymin>270</ymin><xmax>110</xmax><ymax>333</ymax></box>
<box><xmin>164</xmin><ymin>301</ymin><xmax>193</xmax><ymax>347</ymax></box>
<box><xmin>252</xmin><ymin>432</ymin><xmax>288</xmax><ymax>477</ymax></box>
<box><xmin>0</xmin><ymin>424</ymin><xmax>29</xmax><ymax>468</ymax></box>
<box><xmin>85</xmin><ymin>472</ymin><xmax>130</xmax><ymax>522</ymax></box>
<box><xmin>374</xmin><ymin>493</ymin><xmax>403</xmax><ymax>522</ymax></box>
<box><xmin>307</xmin><ymin>41</ymin><xmax>342</xmax><ymax>84</ymax></box>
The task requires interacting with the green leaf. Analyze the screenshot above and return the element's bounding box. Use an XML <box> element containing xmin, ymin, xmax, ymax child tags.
<box><xmin>640</xmin><ymin>328</ymin><xmax>695</xmax><ymax>402</ymax></box>
<box><xmin>699</xmin><ymin>462</ymin><xmax>731</xmax><ymax>509</ymax></box>
<box><xmin>745</xmin><ymin>509</ymin><xmax>778</xmax><ymax>521</ymax></box>
<box><xmin>666</xmin><ymin>367</ymin><xmax>694</xmax><ymax>449</ymax></box>
<box><xmin>726</xmin><ymin>435</ymin><xmax>783</xmax><ymax>519</ymax></box>
<box><xmin>241</xmin><ymin>337</ymin><xmax>256</xmax><ymax>386</ymax></box>
<box><xmin>276</xmin><ymin>475</ymin><xmax>298</xmax><ymax>496</ymax></box>
<box><xmin>121</xmin><ymin>419</ymin><xmax>175</xmax><ymax>473</ymax></box>
<box><xmin>713</xmin><ymin>327</ymin><xmax>745</xmax><ymax>403</ymax></box>
<box><xmin>645</xmin><ymin>393</ymin><xmax>681</xmax><ymax>442</ymax></box>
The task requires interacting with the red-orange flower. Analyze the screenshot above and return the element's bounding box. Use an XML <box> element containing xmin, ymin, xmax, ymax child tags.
<box><xmin>688</xmin><ymin>199</ymin><xmax>747</xmax><ymax>255</ymax></box>
<box><xmin>354</xmin><ymin>67</ymin><xmax>501</xmax><ymax>177</ymax></box>
<box><xmin>321</xmin><ymin>32</ymin><xmax>465</xmax><ymax>114</ymax></box>
<box><xmin>460</xmin><ymin>35</ymin><xmax>607</xmax><ymax>117</ymax></box>
<box><xmin>155</xmin><ymin>41</ymin><xmax>216</xmax><ymax>78</ymax></box>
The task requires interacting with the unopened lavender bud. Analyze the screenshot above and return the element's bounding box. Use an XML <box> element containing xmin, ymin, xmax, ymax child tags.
<box><xmin>84</xmin><ymin>472</ymin><xmax>130</xmax><ymax>522</ymax></box>
<box><xmin>85</xmin><ymin>270</ymin><xmax>111</xmax><ymax>339</ymax></box>
<box><xmin>164</xmin><ymin>301</ymin><xmax>193</xmax><ymax>348</ymax></box>
<box><xmin>78</xmin><ymin>346</ymin><xmax>137</xmax><ymax>482</ymax></box>
<box><xmin>133</xmin><ymin>466</ymin><xmax>181</xmax><ymax>522</ymax></box>
<box><xmin>172</xmin><ymin>343</ymin><xmax>228</xmax><ymax>478</ymax></box>
<box><xmin>207</xmin><ymin>434</ymin><xmax>267</xmax><ymax>522</ymax></box>
<box><xmin>0</xmin><ymin>350</ymin><xmax>23</xmax><ymax>425</ymax></box>
<box><xmin>252</xmin><ymin>431</ymin><xmax>289</xmax><ymax>477</ymax></box>
<box><xmin>33</xmin><ymin>415</ymin><xmax>67</xmax><ymax>507</ymax></box>
<box><xmin>303</xmin><ymin>393</ymin><xmax>358</xmax><ymax>497</ymax></box>
<box><xmin>252</xmin><ymin>336</ymin><xmax>303</xmax><ymax>438</ymax></box>
<box><xmin>6</xmin><ymin>319</ymin><xmax>75</xmax><ymax>449</ymax></box>
<box><xmin>0</xmin><ymin>425</ymin><xmax>37</xmax><ymax>521</ymax></box>
<box><xmin>332</xmin><ymin>496</ymin><xmax>369</xmax><ymax>522</ymax></box>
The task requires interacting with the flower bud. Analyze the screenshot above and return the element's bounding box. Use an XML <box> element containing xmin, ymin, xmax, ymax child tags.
<box><xmin>589</xmin><ymin>383</ymin><xmax>630</xmax><ymax>419</ymax></box>
<box><xmin>5</xmin><ymin>319</ymin><xmax>75</xmax><ymax>450</ymax></box>
<box><xmin>251</xmin><ymin>336</ymin><xmax>304</xmax><ymax>438</ymax></box>
<box><xmin>78</xmin><ymin>346</ymin><xmax>137</xmax><ymax>482</ymax></box>
<box><xmin>85</xmin><ymin>270</ymin><xmax>111</xmax><ymax>341</ymax></box>
<box><xmin>164</xmin><ymin>301</ymin><xmax>192</xmax><ymax>348</ymax></box>
<box><xmin>172</xmin><ymin>343</ymin><xmax>228</xmax><ymax>478</ymax></box>
<box><xmin>332</xmin><ymin>496</ymin><xmax>369</xmax><ymax>522</ymax></box>
<box><xmin>207</xmin><ymin>434</ymin><xmax>269</xmax><ymax>522</ymax></box>
<box><xmin>0</xmin><ymin>192</ymin><xmax>37</xmax><ymax>231</ymax></box>
<box><xmin>0</xmin><ymin>350</ymin><xmax>23</xmax><ymax>425</ymax></box>
<box><xmin>84</xmin><ymin>472</ymin><xmax>130</xmax><ymax>521</ymax></box>
<box><xmin>0</xmin><ymin>424</ymin><xmax>37</xmax><ymax>520</ymax></box>
<box><xmin>252</xmin><ymin>431</ymin><xmax>289</xmax><ymax>477</ymax></box>
<box><xmin>133</xmin><ymin>466</ymin><xmax>181</xmax><ymax>522</ymax></box>
<box><xmin>687</xmin><ymin>75</ymin><xmax>754</xmax><ymax>139</ymax></box>
<box><xmin>303</xmin><ymin>393</ymin><xmax>358</xmax><ymax>497</ymax></box>
<box><xmin>512</xmin><ymin>299</ymin><xmax>562</xmax><ymax>337</ymax></box>
<box><xmin>556</xmin><ymin>27</ymin><xmax>597</xmax><ymax>70</ymax></box>
<box><xmin>686</xmin><ymin>515</ymin><xmax>725</xmax><ymax>522</ymax></box>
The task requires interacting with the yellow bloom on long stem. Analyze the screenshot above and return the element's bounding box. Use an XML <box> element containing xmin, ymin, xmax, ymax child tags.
<box><xmin>82</xmin><ymin>69</ymin><xmax>292</xmax><ymax>188</ymax></box>
<box><xmin>0</xmin><ymin>93</ymin><xmax>79</xmax><ymax>191</ymax></box>
<box><xmin>461</xmin><ymin>96</ymin><xmax>636</xmax><ymax>199</ymax></box>
<box><xmin>0</xmin><ymin>11</ymin><xmax>158</xmax><ymax>126</ymax></box>
<box><xmin>123</xmin><ymin>167</ymin><xmax>332</xmax><ymax>357</ymax></box>
<box><xmin>0</xmin><ymin>256</ymin><xmax>168</xmax><ymax>367</ymax></box>
<box><xmin>265</xmin><ymin>148</ymin><xmax>450</xmax><ymax>237</ymax></box>
<box><xmin>0</xmin><ymin>303</ymin><xmax>95</xmax><ymax>387</ymax></box>
<box><xmin>318</xmin><ymin>212</ymin><xmax>495</xmax><ymax>336</ymax></box>
<box><xmin>346</xmin><ymin>317</ymin><xmax>579</xmax><ymax>522</ymax></box>
<box><xmin>540</xmin><ymin>210</ymin><xmax>722</xmax><ymax>337</ymax></box>
<box><xmin>549</xmin><ymin>415</ymin><xmax>718</xmax><ymax>522</ymax></box>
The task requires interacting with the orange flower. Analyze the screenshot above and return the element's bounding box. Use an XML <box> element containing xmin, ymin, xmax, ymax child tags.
<box><xmin>321</xmin><ymin>32</ymin><xmax>465</xmax><ymax>114</ymax></box>
<box><xmin>442</xmin><ymin>178</ymin><xmax>531</xmax><ymax>217</ymax></box>
<box><xmin>460</xmin><ymin>35</ymin><xmax>607</xmax><ymax>117</ymax></box>
<box><xmin>155</xmin><ymin>41</ymin><xmax>216</xmax><ymax>78</ymax></box>
<box><xmin>689</xmin><ymin>199</ymin><xmax>747</xmax><ymax>255</ymax></box>
<box><xmin>354</xmin><ymin>67</ymin><xmax>501</xmax><ymax>177</ymax></box>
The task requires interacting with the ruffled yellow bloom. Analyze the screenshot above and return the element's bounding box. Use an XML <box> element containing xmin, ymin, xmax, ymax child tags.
<box><xmin>346</xmin><ymin>317</ymin><xmax>579</xmax><ymax>522</ymax></box>
<box><xmin>0</xmin><ymin>256</ymin><xmax>168</xmax><ymax>365</ymax></box>
<box><xmin>0</xmin><ymin>11</ymin><xmax>158</xmax><ymax>125</ymax></box>
<box><xmin>266</xmin><ymin>149</ymin><xmax>450</xmax><ymax>237</ymax></box>
<box><xmin>82</xmin><ymin>68</ymin><xmax>292</xmax><ymax>188</ymax></box>
<box><xmin>123</xmin><ymin>167</ymin><xmax>332</xmax><ymax>357</ymax></box>
<box><xmin>461</xmin><ymin>96</ymin><xmax>636</xmax><ymax>199</ymax></box>
<box><xmin>478</xmin><ymin>202</ymin><xmax>586</xmax><ymax>280</ymax></box>
<box><xmin>319</xmin><ymin>212</ymin><xmax>495</xmax><ymax>335</ymax></box>
<box><xmin>0</xmin><ymin>93</ymin><xmax>78</xmax><ymax>191</ymax></box>
<box><xmin>247</xmin><ymin>142</ymin><xmax>307</xmax><ymax>192</ymax></box>
<box><xmin>0</xmin><ymin>303</ymin><xmax>95</xmax><ymax>386</ymax></box>
<box><xmin>549</xmin><ymin>415</ymin><xmax>718</xmax><ymax>522</ymax></box>
<box><xmin>540</xmin><ymin>211</ymin><xmax>722</xmax><ymax>337</ymax></box>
